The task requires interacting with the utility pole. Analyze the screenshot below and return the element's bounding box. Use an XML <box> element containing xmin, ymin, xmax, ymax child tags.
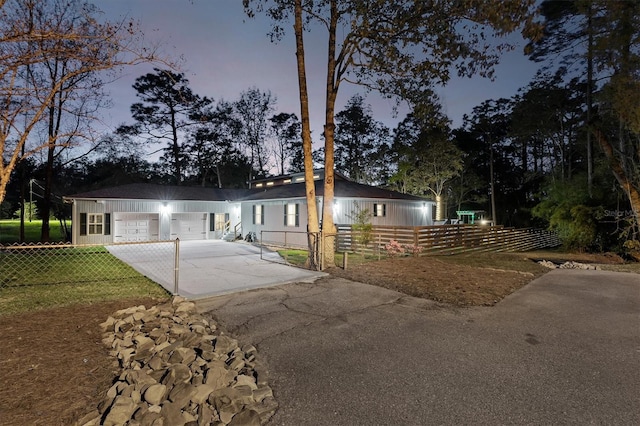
<box><xmin>29</xmin><ymin>179</ymin><xmax>33</xmax><ymax>222</ymax></box>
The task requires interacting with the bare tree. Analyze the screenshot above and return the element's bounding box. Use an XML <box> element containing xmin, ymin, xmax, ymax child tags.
<box><xmin>234</xmin><ymin>87</ymin><xmax>276</xmax><ymax>181</ymax></box>
<box><xmin>270</xmin><ymin>112</ymin><xmax>301</xmax><ymax>175</ymax></box>
<box><xmin>0</xmin><ymin>0</ymin><xmax>168</xmax><ymax>204</ymax></box>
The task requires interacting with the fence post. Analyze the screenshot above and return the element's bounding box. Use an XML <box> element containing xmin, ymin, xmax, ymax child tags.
<box><xmin>316</xmin><ymin>232</ymin><xmax>320</xmax><ymax>270</ymax></box>
<box><xmin>173</xmin><ymin>238</ymin><xmax>180</xmax><ymax>296</ymax></box>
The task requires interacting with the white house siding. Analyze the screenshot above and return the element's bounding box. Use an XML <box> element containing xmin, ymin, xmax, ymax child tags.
<box><xmin>330</xmin><ymin>198</ymin><xmax>434</xmax><ymax>227</ymax></box>
<box><xmin>241</xmin><ymin>198</ymin><xmax>312</xmax><ymax>248</ymax></box>
<box><xmin>71</xmin><ymin>199</ymin><xmax>241</xmax><ymax>245</ymax></box>
<box><xmin>241</xmin><ymin>197</ymin><xmax>433</xmax><ymax>248</ymax></box>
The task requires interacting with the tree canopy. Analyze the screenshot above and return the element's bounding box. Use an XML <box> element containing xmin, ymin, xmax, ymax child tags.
<box><xmin>0</xmin><ymin>0</ymin><xmax>166</xmax><ymax>204</ymax></box>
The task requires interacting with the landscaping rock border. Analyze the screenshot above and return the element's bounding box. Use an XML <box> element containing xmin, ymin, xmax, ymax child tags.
<box><xmin>538</xmin><ymin>260</ymin><xmax>600</xmax><ymax>270</ymax></box>
<box><xmin>75</xmin><ymin>296</ymin><xmax>276</xmax><ymax>426</ymax></box>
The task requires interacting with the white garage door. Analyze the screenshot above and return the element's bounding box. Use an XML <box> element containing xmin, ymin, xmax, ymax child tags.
<box><xmin>170</xmin><ymin>213</ymin><xmax>207</xmax><ymax>240</ymax></box>
<box><xmin>114</xmin><ymin>213</ymin><xmax>159</xmax><ymax>242</ymax></box>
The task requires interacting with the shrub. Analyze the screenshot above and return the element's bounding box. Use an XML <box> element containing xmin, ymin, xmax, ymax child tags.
<box><xmin>403</xmin><ymin>243</ymin><xmax>423</xmax><ymax>256</ymax></box>
<box><xmin>385</xmin><ymin>239</ymin><xmax>405</xmax><ymax>257</ymax></box>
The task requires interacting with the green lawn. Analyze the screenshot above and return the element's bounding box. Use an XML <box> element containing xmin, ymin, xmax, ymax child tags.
<box><xmin>0</xmin><ymin>244</ymin><xmax>169</xmax><ymax>316</ymax></box>
<box><xmin>277</xmin><ymin>248</ymin><xmax>383</xmax><ymax>268</ymax></box>
<box><xmin>0</xmin><ymin>219</ymin><xmax>70</xmax><ymax>244</ymax></box>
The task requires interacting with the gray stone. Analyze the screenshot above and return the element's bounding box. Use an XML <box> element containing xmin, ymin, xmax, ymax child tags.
<box><xmin>252</xmin><ymin>385</ymin><xmax>273</xmax><ymax>403</ymax></box>
<box><xmin>191</xmin><ymin>383</ymin><xmax>217</xmax><ymax>404</ymax></box>
<box><xmin>144</xmin><ymin>384</ymin><xmax>167</xmax><ymax>406</ymax></box>
<box><xmin>226</xmin><ymin>356</ymin><xmax>245</xmax><ymax>371</ymax></box>
<box><xmin>228</xmin><ymin>409</ymin><xmax>261</xmax><ymax>426</ymax></box>
<box><xmin>172</xmin><ymin>296</ymin><xmax>188</xmax><ymax>305</ymax></box>
<box><xmin>137</xmin><ymin>410</ymin><xmax>163</xmax><ymax>426</ymax></box>
<box><xmin>74</xmin><ymin>409</ymin><xmax>101</xmax><ymax>426</ymax></box>
<box><xmin>200</xmin><ymin>350</ymin><xmax>216</xmax><ymax>361</ymax></box>
<box><xmin>97</xmin><ymin>298</ymin><xmax>274</xmax><ymax>426</ymax></box>
<box><xmin>134</xmin><ymin>335</ymin><xmax>156</xmax><ymax>352</ymax></box>
<box><xmin>168</xmin><ymin>347</ymin><xmax>196</xmax><ymax>365</ymax></box>
<box><xmin>102</xmin><ymin>396</ymin><xmax>137</xmax><ymax>426</ymax></box>
<box><xmin>234</xmin><ymin>374</ymin><xmax>258</xmax><ymax>390</ymax></box>
<box><xmin>253</xmin><ymin>396</ymin><xmax>278</xmax><ymax>423</ymax></box>
<box><xmin>197</xmin><ymin>403</ymin><xmax>216</xmax><ymax>426</ymax></box>
<box><xmin>147</xmin><ymin>355</ymin><xmax>164</xmax><ymax>370</ymax></box>
<box><xmin>175</xmin><ymin>301</ymin><xmax>197</xmax><ymax>314</ymax></box>
<box><xmin>168</xmin><ymin>382</ymin><xmax>197</xmax><ymax>409</ymax></box>
<box><xmin>204</xmin><ymin>361</ymin><xmax>235</xmax><ymax>389</ymax></box>
<box><xmin>181</xmin><ymin>411</ymin><xmax>197</xmax><ymax>424</ymax></box>
<box><xmin>161</xmin><ymin>400</ymin><xmax>186</xmax><ymax>426</ymax></box>
<box><xmin>164</xmin><ymin>363</ymin><xmax>192</xmax><ymax>386</ymax></box>
<box><xmin>100</xmin><ymin>316</ymin><xmax>116</xmax><ymax>332</ymax></box>
<box><xmin>190</xmin><ymin>324</ymin><xmax>207</xmax><ymax>334</ymax></box>
<box><xmin>233</xmin><ymin>385</ymin><xmax>256</xmax><ymax>405</ymax></box>
<box><xmin>214</xmin><ymin>335</ymin><xmax>238</xmax><ymax>355</ymax></box>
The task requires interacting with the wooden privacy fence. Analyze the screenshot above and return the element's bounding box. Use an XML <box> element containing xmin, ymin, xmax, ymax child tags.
<box><xmin>336</xmin><ymin>224</ymin><xmax>561</xmax><ymax>256</ymax></box>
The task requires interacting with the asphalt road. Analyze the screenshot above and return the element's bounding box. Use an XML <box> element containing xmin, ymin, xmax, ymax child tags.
<box><xmin>198</xmin><ymin>269</ymin><xmax>640</xmax><ymax>425</ymax></box>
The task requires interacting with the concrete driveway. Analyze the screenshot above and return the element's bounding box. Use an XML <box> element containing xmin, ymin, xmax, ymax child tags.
<box><xmin>197</xmin><ymin>269</ymin><xmax>640</xmax><ymax>425</ymax></box>
<box><xmin>108</xmin><ymin>240</ymin><xmax>325</xmax><ymax>298</ymax></box>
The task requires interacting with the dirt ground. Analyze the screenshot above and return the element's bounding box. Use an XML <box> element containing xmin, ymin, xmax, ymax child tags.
<box><xmin>330</xmin><ymin>256</ymin><xmax>546</xmax><ymax>306</ymax></box>
<box><xmin>0</xmin><ymin>252</ymin><xmax>632</xmax><ymax>425</ymax></box>
<box><xmin>0</xmin><ymin>297</ymin><xmax>166</xmax><ymax>426</ymax></box>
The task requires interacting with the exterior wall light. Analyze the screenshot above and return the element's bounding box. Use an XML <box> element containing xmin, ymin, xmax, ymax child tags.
<box><xmin>160</xmin><ymin>202</ymin><xmax>171</xmax><ymax>214</ymax></box>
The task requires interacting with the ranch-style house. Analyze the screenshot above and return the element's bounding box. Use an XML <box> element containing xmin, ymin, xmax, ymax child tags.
<box><xmin>64</xmin><ymin>170</ymin><xmax>435</xmax><ymax>246</ymax></box>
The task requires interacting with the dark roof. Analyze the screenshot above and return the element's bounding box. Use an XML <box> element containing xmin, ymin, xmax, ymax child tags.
<box><xmin>65</xmin><ymin>183</ymin><xmax>249</xmax><ymax>202</ymax></box>
<box><xmin>239</xmin><ymin>179</ymin><xmax>425</xmax><ymax>202</ymax></box>
<box><xmin>65</xmin><ymin>180</ymin><xmax>425</xmax><ymax>203</ymax></box>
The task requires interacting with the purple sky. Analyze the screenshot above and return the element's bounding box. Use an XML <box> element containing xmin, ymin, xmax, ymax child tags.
<box><xmin>97</xmin><ymin>0</ymin><xmax>539</xmax><ymax>145</ymax></box>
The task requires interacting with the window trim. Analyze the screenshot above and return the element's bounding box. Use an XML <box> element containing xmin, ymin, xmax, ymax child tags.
<box><xmin>88</xmin><ymin>213</ymin><xmax>104</xmax><ymax>235</ymax></box>
<box><xmin>284</xmin><ymin>203</ymin><xmax>299</xmax><ymax>227</ymax></box>
<box><xmin>253</xmin><ymin>204</ymin><xmax>264</xmax><ymax>225</ymax></box>
<box><xmin>373</xmin><ymin>203</ymin><xmax>386</xmax><ymax>217</ymax></box>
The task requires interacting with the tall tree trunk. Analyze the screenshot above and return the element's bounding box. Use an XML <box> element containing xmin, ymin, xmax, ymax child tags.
<box><xmin>294</xmin><ymin>0</ymin><xmax>319</xmax><ymax>270</ymax></box>
<box><xmin>41</xmin><ymin>93</ymin><xmax>60</xmax><ymax>243</ymax></box>
<box><xmin>489</xmin><ymin>138</ymin><xmax>498</xmax><ymax>225</ymax></box>
<box><xmin>435</xmin><ymin>194</ymin><xmax>444</xmax><ymax>221</ymax></box>
<box><xmin>41</xmin><ymin>144</ymin><xmax>54</xmax><ymax>242</ymax></box>
<box><xmin>321</xmin><ymin>0</ymin><xmax>339</xmax><ymax>269</ymax></box>
<box><xmin>19</xmin><ymin>145</ymin><xmax>26</xmax><ymax>242</ymax></box>
<box><xmin>170</xmin><ymin>105</ymin><xmax>181</xmax><ymax>184</ymax></box>
<box><xmin>586</xmin><ymin>1</ymin><xmax>594</xmax><ymax>196</ymax></box>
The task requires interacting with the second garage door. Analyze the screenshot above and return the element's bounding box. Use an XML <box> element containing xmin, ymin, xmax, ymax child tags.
<box><xmin>170</xmin><ymin>213</ymin><xmax>207</xmax><ymax>240</ymax></box>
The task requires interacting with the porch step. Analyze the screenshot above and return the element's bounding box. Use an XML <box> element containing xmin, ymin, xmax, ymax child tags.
<box><xmin>222</xmin><ymin>232</ymin><xmax>237</xmax><ymax>242</ymax></box>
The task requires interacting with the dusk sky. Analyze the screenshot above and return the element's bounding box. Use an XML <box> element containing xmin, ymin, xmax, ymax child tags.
<box><xmin>97</xmin><ymin>0</ymin><xmax>540</xmax><ymax>145</ymax></box>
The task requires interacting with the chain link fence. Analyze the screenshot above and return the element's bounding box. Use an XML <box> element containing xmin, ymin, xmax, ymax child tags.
<box><xmin>0</xmin><ymin>240</ymin><xmax>178</xmax><ymax>294</ymax></box>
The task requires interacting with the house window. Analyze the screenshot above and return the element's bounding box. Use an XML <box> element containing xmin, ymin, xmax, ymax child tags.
<box><xmin>284</xmin><ymin>203</ymin><xmax>299</xmax><ymax>227</ymax></box>
<box><xmin>88</xmin><ymin>213</ymin><xmax>103</xmax><ymax>235</ymax></box>
<box><xmin>374</xmin><ymin>203</ymin><xmax>386</xmax><ymax>217</ymax></box>
<box><xmin>211</xmin><ymin>213</ymin><xmax>228</xmax><ymax>231</ymax></box>
<box><xmin>79</xmin><ymin>213</ymin><xmax>110</xmax><ymax>236</ymax></box>
<box><xmin>253</xmin><ymin>205</ymin><xmax>264</xmax><ymax>225</ymax></box>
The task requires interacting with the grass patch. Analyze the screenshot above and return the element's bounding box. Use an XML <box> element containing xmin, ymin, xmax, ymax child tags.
<box><xmin>277</xmin><ymin>249</ymin><xmax>309</xmax><ymax>266</ymax></box>
<box><xmin>0</xmin><ymin>245</ymin><xmax>169</xmax><ymax>316</ymax></box>
<box><xmin>277</xmin><ymin>248</ymin><xmax>386</xmax><ymax>268</ymax></box>
<box><xmin>0</xmin><ymin>219</ymin><xmax>70</xmax><ymax>244</ymax></box>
